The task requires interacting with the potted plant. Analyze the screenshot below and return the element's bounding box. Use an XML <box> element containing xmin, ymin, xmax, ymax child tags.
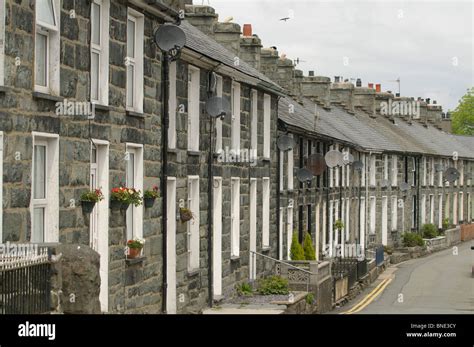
<box><xmin>110</xmin><ymin>187</ymin><xmax>143</xmax><ymax>211</ymax></box>
<box><xmin>179</xmin><ymin>207</ymin><xmax>194</xmax><ymax>223</ymax></box>
<box><xmin>126</xmin><ymin>238</ymin><xmax>145</xmax><ymax>259</ymax></box>
<box><xmin>143</xmin><ymin>186</ymin><xmax>159</xmax><ymax>208</ymax></box>
<box><xmin>80</xmin><ymin>189</ymin><xmax>104</xmax><ymax>214</ymax></box>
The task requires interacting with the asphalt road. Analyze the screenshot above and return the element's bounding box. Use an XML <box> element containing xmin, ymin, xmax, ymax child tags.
<box><xmin>353</xmin><ymin>241</ymin><xmax>474</xmax><ymax>314</ymax></box>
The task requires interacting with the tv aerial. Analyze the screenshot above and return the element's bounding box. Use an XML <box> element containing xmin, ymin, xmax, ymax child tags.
<box><xmin>276</xmin><ymin>135</ymin><xmax>296</xmax><ymax>152</ymax></box>
<box><xmin>153</xmin><ymin>23</ymin><xmax>186</xmax><ymax>61</ymax></box>
<box><xmin>206</xmin><ymin>96</ymin><xmax>230</xmax><ymax>120</ymax></box>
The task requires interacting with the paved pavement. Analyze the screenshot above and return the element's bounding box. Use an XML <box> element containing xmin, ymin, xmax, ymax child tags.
<box><xmin>338</xmin><ymin>241</ymin><xmax>474</xmax><ymax>314</ymax></box>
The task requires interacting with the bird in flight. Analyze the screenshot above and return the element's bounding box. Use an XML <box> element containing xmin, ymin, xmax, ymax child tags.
<box><xmin>280</xmin><ymin>17</ymin><xmax>290</xmax><ymax>22</ymax></box>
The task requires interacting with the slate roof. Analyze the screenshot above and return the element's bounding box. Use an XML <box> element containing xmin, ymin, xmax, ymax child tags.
<box><xmin>180</xmin><ymin>21</ymin><xmax>284</xmax><ymax>95</ymax></box>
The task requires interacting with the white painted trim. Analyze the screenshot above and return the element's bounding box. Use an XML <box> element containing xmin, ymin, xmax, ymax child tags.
<box><xmin>215</xmin><ymin>75</ymin><xmax>223</xmax><ymax>153</ymax></box>
<box><xmin>231</xmin><ymin>177</ymin><xmax>240</xmax><ymax>257</ymax></box>
<box><xmin>278</xmin><ymin>207</ymin><xmax>284</xmax><ymax>260</ymax></box>
<box><xmin>125</xmin><ymin>143</ymin><xmax>143</xmax><ymax>240</ymax></box>
<box><xmin>126</xmin><ymin>8</ymin><xmax>144</xmax><ymax>113</ymax></box>
<box><xmin>231</xmin><ymin>81</ymin><xmax>241</xmax><ymax>152</ymax></box>
<box><xmin>381</xmin><ymin>196</ymin><xmax>388</xmax><ymax>246</ymax></box>
<box><xmin>0</xmin><ymin>0</ymin><xmax>5</xmax><ymax>86</ymax></box>
<box><xmin>212</xmin><ymin>177</ymin><xmax>222</xmax><ymax>296</ymax></box>
<box><xmin>262</xmin><ymin>177</ymin><xmax>270</xmax><ymax>248</ymax></box>
<box><xmin>263</xmin><ymin>94</ymin><xmax>271</xmax><ymax>159</ymax></box>
<box><xmin>166</xmin><ymin>177</ymin><xmax>177</xmax><ymax>314</ymax></box>
<box><xmin>187</xmin><ymin>175</ymin><xmax>200</xmax><ymax>271</ymax></box>
<box><xmin>391</xmin><ymin>196</ymin><xmax>398</xmax><ymax>232</ymax></box>
<box><xmin>287</xmin><ymin>206</ymin><xmax>293</xmax><ymax>260</ymax></box>
<box><xmin>250</xmin><ymin>90</ymin><xmax>258</xmax><ymax>154</ymax></box>
<box><xmin>187</xmin><ymin>65</ymin><xmax>200</xmax><ymax>152</ymax></box>
<box><xmin>168</xmin><ymin>61</ymin><xmax>177</xmax><ymax>149</ymax></box>
<box><xmin>249</xmin><ymin>178</ymin><xmax>257</xmax><ymax>279</ymax></box>
<box><xmin>31</xmin><ymin>132</ymin><xmax>59</xmax><ymax>243</ymax></box>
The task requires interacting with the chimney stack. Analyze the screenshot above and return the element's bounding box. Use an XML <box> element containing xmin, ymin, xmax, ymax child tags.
<box><xmin>260</xmin><ymin>47</ymin><xmax>280</xmax><ymax>82</ymax></box>
<box><xmin>376</xmin><ymin>91</ymin><xmax>395</xmax><ymax>119</ymax></box>
<box><xmin>213</xmin><ymin>21</ymin><xmax>242</xmax><ymax>56</ymax></box>
<box><xmin>276</xmin><ymin>56</ymin><xmax>296</xmax><ymax>96</ymax></box>
<box><xmin>330</xmin><ymin>81</ymin><xmax>354</xmax><ymax>113</ymax></box>
<box><xmin>239</xmin><ymin>24</ymin><xmax>262</xmax><ymax>70</ymax></box>
<box><xmin>300</xmin><ymin>75</ymin><xmax>331</xmax><ymax>109</ymax></box>
<box><xmin>353</xmin><ymin>86</ymin><xmax>376</xmax><ymax>117</ymax></box>
<box><xmin>184</xmin><ymin>5</ymin><xmax>218</xmax><ymax>37</ymax></box>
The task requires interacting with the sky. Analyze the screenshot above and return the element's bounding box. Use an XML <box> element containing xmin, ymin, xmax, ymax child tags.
<box><xmin>201</xmin><ymin>0</ymin><xmax>473</xmax><ymax>111</ymax></box>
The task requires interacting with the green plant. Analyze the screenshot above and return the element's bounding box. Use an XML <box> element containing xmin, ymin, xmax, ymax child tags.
<box><xmin>179</xmin><ymin>208</ymin><xmax>194</xmax><ymax>223</ymax></box>
<box><xmin>305</xmin><ymin>293</ymin><xmax>315</xmax><ymax>305</ymax></box>
<box><xmin>421</xmin><ymin>223</ymin><xmax>438</xmax><ymax>239</ymax></box>
<box><xmin>290</xmin><ymin>233</ymin><xmax>305</xmax><ymax>261</ymax></box>
<box><xmin>402</xmin><ymin>232</ymin><xmax>425</xmax><ymax>247</ymax></box>
<box><xmin>334</xmin><ymin>219</ymin><xmax>345</xmax><ymax>231</ymax></box>
<box><xmin>144</xmin><ymin>186</ymin><xmax>159</xmax><ymax>199</ymax></box>
<box><xmin>127</xmin><ymin>238</ymin><xmax>145</xmax><ymax>249</ymax></box>
<box><xmin>111</xmin><ymin>187</ymin><xmax>143</xmax><ymax>206</ymax></box>
<box><xmin>303</xmin><ymin>232</ymin><xmax>316</xmax><ymax>260</ymax></box>
<box><xmin>80</xmin><ymin>189</ymin><xmax>104</xmax><ymax>203</ymax></box>
<box><xmin>258</xmin><ymin>276</ymin><xmax>289</xmax><ymax>295</ymax></box>
<box><xmin>235</xmin><ymin>282</ymin><xmax>253</xmax><ymax>296</ymax></box>
<box><xmin>442</xmin><ymin>218</ymin><xmax>451</xmax><ymax>231</ymax></box>
<box><xmin>384</xmin><ymin>245</ymin><xmax>394</xmax><ymax>255</ymax></box>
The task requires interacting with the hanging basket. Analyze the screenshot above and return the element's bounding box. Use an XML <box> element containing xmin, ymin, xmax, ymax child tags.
<box><xmin>180</xmin><ymin>208</ymin><xmax>194</xmax><ymax>223</ymax></box>
<box><xmin>81</xmin><ymin>200</ymin><xmax>96</xmax><ymax>214</ymax></box>
<box><xmin>127</xmin><ymin>247</ymin><xmax>142</xmax><ymax>260</ymax></box>
<box><xmin>110</xmin><ymin>199</ymin><xmax>122</xmax><ymax>211</ymax></box>
<box><xmin>120</xmin><ymin>202</ymin><xmax>131</xmax><ymax>211</ymax></box>
<box><xmin>144</xmin><ymin>197</ymin><xmax>156</xmax><ymax>209</ymax></box>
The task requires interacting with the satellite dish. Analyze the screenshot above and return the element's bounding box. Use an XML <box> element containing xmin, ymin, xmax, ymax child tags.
<box><xmin>325</xmin><ymin>150</ymin><xmax>343</xmax><ymax>168</ymax></box>
<box><xmin>306</xmin><ymin>153</ymin><xmax>326</xmax><ymax>176</ymax></box>
<box><xmin>277</xmin><ymin>135</ymin><xmax>295</xmax><ymax>152</ymax></box>
<box><xmin>400</xmin><ymin>182</ymin><xmax>410</xmax><ymax>192</ymax></box>
<box><xmin>342</xmin><ymin>153</ymin><xmax>355</xmax><ymax>165</ymax></box>
<box><xmin>444</xmin><ymin>167</ymin><xmax>460</xmax><ymax>183</ymax></box>
<box><xmin>380</xmin><ymin>179</ymin><xmax>390</xmax><ymax>188</ymax></box>
<box><xmin>153</xmin><ymin>24</ymin><xmax>186</xmax><ymax>52</ymax></box>
<box><xmin>296</xmin><ymin>168</ymin><xmax>313</xmax><ymax>183</ymax></box>
<box><xmin>434</xmin><ymin>163</ymin><xmax>444</xmax><ymax>172</ymax></box>
<box><xmin>353</xmin><ymin>161</ymin><xmax>364</xmax><ymax>171</ymax></box>
<box><xmin>206</xmin><ymin>96</ymin><xmax>231</xmax><ymax>118</ymax></box>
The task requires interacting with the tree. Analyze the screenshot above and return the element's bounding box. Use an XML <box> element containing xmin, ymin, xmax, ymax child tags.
<box><xmin>290</xmin><ymin>233</ymin><xmax>305</xmax><ymax>260</ymax></box>
<box><xmin>303</xmin><ymin>232</ymin><xmax>316</xmax><ymax>260</ymax></box>
<box><xmin>451</xmin><ymin>87</ymin><xmax>474</xmax><ymax>135</ymax></box>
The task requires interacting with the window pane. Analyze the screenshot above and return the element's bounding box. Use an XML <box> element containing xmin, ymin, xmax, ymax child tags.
<box><xmin>127</xmin><ymin>152</ymin><xmax>135</xmax><ymax>188</ymax></box>
<box><xmin>34</xmin><ymin>145</ymin><xmax>46</xmax><ymax>199</ymax></box>
<box><xmin>127</xmin><ymin>19</ymin><xmax>135</xmax><ymax>58</ymax></box>
<box><xmin>91</xmin><ymin>52</ymin><xmax>100</xmax><ymax>101</ymax></box>
<box><xmin>37</xmin><ymin>0</ymin><xmax>56</xmax><ymax>27</ymax></box>
<box><xmin>126</xmin><ymin>65</ymin><xmax>134</xmax><ymax>108</ymax></box>
<box><xmin>33</xmin><ymin>208</ymin><xmax>45</xmax><ymax>243</ymax></box>
<box><xmin>91</xmin><ymin>2</ymin><xmax>101</xmax><ymax>45</ymax></box>
<box><xmin>91</xmin><ymin>148</ymin><xmax>97</xmax><ymax>164</ymax></box>
<box><xmin>35</xmin><ymin>32</ymin><xmax>47</xmax><ymax>87</ymax></box>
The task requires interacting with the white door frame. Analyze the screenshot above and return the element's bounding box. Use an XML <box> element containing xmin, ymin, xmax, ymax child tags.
<box><xmin>91</xmin><ymin>139</ymin><xmax>109</xmax><ymax>312</ymax></box>
<box><xmin>166</xmin><ymin>177</ymin><xmax>177</xmax><ymax>314</ymax></box>
<box><xmin>249</xmin><ymin>178</ymin><xmax>257</xmax><ymax>280</ymax></box>
<box><xmin>382</xmin><ymin>196</ymin><xmax>388</xmax><ymax>246</ymax></box>
<box><xmin>212</xmin><ymin>177</ymin><xmax>223</xmax><ymax>298</ymax></box>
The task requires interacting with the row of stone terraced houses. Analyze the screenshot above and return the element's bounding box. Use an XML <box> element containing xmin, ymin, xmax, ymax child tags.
<box><xmin>0</xmin><ymin>0</ymin><xmax>472</xmax><ymax>314</ymax></box>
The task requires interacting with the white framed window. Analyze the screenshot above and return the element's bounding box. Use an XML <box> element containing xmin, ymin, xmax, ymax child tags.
<box><xmin>438</xmin><ymin>194</ymin><xmax>443</xmax><ymax>229</ymax></box>
<box><xmin>438</xmin><ymin>159</ymin><xmax>443</xmax><ymax>187</ymax></box>
<box><xmin>459</xmin><ymin>192</ymin><xmax>464</xmax><ymax>222</ymax></box>
<box><xmin>168</xmin><ymin>61</ymin><xmax>177</xmax><ymax>149</ymax></box>
<box><xmin>411</xmin><ymin>195</ymin><xmax>416</xmax><ymax>229</ymax></box>
<box><xmin>187</xmin><ymin>65</ymin><xmax>200</xmax><ymax>152</ymax></box>
<box><xmin>429</xmin><ymin>194</ymin><xmax>434</xmax><ymax>224</ymax></box>
<box><xmin>31</xmin><ymin>132</ymin><xmax>59</xmax><ymax>243</ymax></box>
<box><xmin>369</xmin><ymin>196</ymin><xmax>376</xmax><ymax>234</ymax></box>
<box><xmin>391</xmin><ymin>155</ymin><xmax>398</xmax><ymax>187</ymax></box>
<box><xmin>383</xmin><ymin>155</ymin><xmax>389</xmax><ymax>181</ymax></box>
<box><xmin>126</xmin><ymin>9</ymin><xmax>144</xmax><ymax>113</ymax></box>
<box><xmin>411</xmin><ymin>157</ymin><xmax>416</xmax><ymax>186</ymax></box>
<box><xmin>345</xmin><ymin>149</ymin><xmax>351</xmax><ymax>187</ymax></box>
<box><xmin>345</xmin><ymin>198</ymin><xmax>350</xmax><ymax>241</ymax></box>
<box><xmin>187</xmin><ymin>176</ymin><xmax>200</xmax><ymax>271</ymax></box>
<box><xmin>369</xmin><ymin>154</ymin><xmax>376</xmax><ymax>187</ymax></box>
<box><xmin>422</xmin><ymin>157</ymin><xmax>427</xmax><ymax>187</ymax></box>
<box><xmin>381</xmin><ymin>196</ymin><xmax>388</xmax><ymax>245</ymax></box>
<box><xmin>420</xmin><ymin>194</ymin><xmax>426</xmax><ymax>225</ymax></box>
<box><xmin>231</xmin><ymin>82</ymin><xmax>241</xmax><ymax>151</ymax></box>
<box><xmin>467</xmin><ymin>193</ymin><xmax>472</xmax><ymax>222</ymax></box>
<box><xmin>391</xmin><ymin>196</ymin><xmax>397</xmax><ymax>232</ymax></box>
<box><xmin>0</xmin><ymin>0</ymin><xmax>5</xmax><ymax>86</ymax></box>
<box><xmin>429</xmin><ymin>157</ymin><xmax>435</xmax><ymax>186</ymax></box>
<box><xmin>360</xmin><ymin>197</ymin><xmax>366</xmax><ymax>244</ymax></box>
<box><xmin>262</xmin><ymin>177</ymin><xmax>270</xmax><ymax>248</ymax></box>
<box><xmin>250</xmin><ymin>89</ymin><xmax>258</xmax><ymax>155</ymax></box>
<box><xmin>231</xmin><ymin>178</ymin><xmax>240</xmax><ymax>258</ymax></box>
<box><xmin>453</xmin><ymin>193</ymin><xmax>458</xmax><ymax>224</ymax></box>
<box><xmin>279</xmin><ymin>151</ymin><xmax>284</xmax><ymax>192</ymax></box>
<box><xmin>287</xmin><ymin>206</ymin><xmax>293</xmax><ymax>259</ymax></box>
<box><xmin>459</xmin><ymin>161</ymin><xmax>464</xmax><ymax>186</ymax></box>
<box><xmin>35</xmin><ymin>0</ymin><xmax>60</xmax><ymax>95</ymax></box>
<box><xmin>125</xmin><ymin>144</ymin><xmax>143</xmax><ymax>240</ymax></box>
<box><xmin>263</xmin><ymin>94</ymin><xmax>271</xmax><ymax>159</ymax></box>
<box><xmin>215</xmin><ymin>75</ymin><xmax>223</xmax><ymax>153</ymax></box>
<box><xmin>91</xmin><ymin>0</ymin><xmax>110</xmax><ymax>105</ymax></box>
<box><xmin>288</xmin><ymin>137</ymin><xmax>294</xmax><ymax>190</ymax></box>
<box><xmin>361</xmin><ymin>153</ymin><xmax>366</xmax><ymax>187</ymax></box>
<box><xmin>334</xmin><ymin>144</ymin><xmax>340</xmax><ymax>187</ymax></box>
<box><xmin>445</xmin><ymin>193</ymin><xmax>450</xmax><ymax>220</ymax></box>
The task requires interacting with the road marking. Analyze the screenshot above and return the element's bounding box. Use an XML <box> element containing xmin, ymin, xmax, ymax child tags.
<box><xmin>342</xmin><ymin>278</ymin><xmax>392</xmax><ymax>314</ymax></box>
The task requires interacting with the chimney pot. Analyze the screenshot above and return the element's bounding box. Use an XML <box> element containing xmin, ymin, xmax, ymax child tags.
<box><xmin>309</xmin><ymin>71</ymin><xmax>315</xmax><ymax>77</ymax></box>
<box><xmin>426</xmin><ymin>98</ymin><xmax>431</xmax><ymax>104</ymax></box>
<box><xmin>375</xmin><ymin>84</ymin><xmax>381</xmax><ymax>93</ymax></box>
<box><xmin>335</xmin><ymin>76</ymin><xmax>340</xmax><ymax>83</ymax></box>
<box><xmin>396</xmin><ymin>93</ymin><xmax>400</xmax><ymax>97</ymax></box>
<box><xmin>433</xmin><ymin>100</ymin><xmax>437</xmax><ymax>105</ymax></box>
<box><xmin>243</xmin><ymin>24</ymin><xmax>252</xmax><ymax>37</ymax></box>
<box><xmin>356</xmin><ymin>78</ymin><xmax>362</xmax><ymax>87</ymax></box>
<box><xmin>368</xmin><ymin>83</ymin><xmax>374</xmax><ymax>89</ymax></box>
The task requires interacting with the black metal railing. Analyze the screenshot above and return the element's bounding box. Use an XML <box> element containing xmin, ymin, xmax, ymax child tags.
<box><xmin>332</xmin><ymin>257</ymin><xmax>368</xmax><ymax>289</ymax></box>
<box><xmin>0</xmin><ymin>248</ymin><xmax>51</xmax><ymax>314</ymax></box>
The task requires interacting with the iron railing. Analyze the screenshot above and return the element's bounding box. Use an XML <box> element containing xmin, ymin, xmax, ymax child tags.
<box><xmin>0</xmin><ymin>248</ymin><xmax>51</xmax><ymax>314</ymax></box>
<box><xmin>332</xmin><ymin>257</ymin><xmax>369</xmax><ymax>289</ymax></box>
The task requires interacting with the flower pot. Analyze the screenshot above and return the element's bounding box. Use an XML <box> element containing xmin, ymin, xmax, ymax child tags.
<box><xmin>144</xmin><ymin>197</ymin><xmax>156</xmax><ymax>209</ymax></box>
<box><xmin>180</xmin><ymin>208</ymin><xmax>194</xmax><ymax>223</ymax></box>
<box><xmin>81</xmin><ymin>200</ymin><xmax>96</xmax><ymax>214</ymax></box>
<box><xmin>110</xmin><ymin>199</ymin><xmax>122</xmax><ymax>211</ymax></box>
<box><xmin>120</xmin><ymin>202</ymin><xmax>130</xmax><ymax>211</ymax></box>
<box><xmin>127</xmin><ymin>247</ymin><xmax>142</xmax><ymax>259</ymax></box>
